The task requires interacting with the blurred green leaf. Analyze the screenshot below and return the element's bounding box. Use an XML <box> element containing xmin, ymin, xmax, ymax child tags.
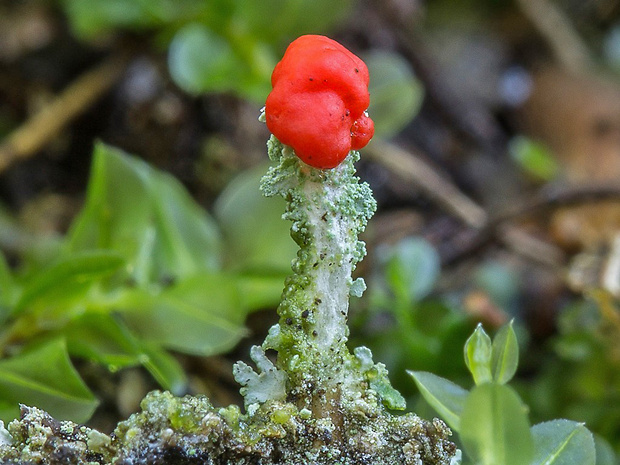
<box><xmin>464</xmin><ymin>323</ymin><xmax>493</xmax><ymax>385</ymax></box>
<box><xmin>214</xmin><ymin>165</ymin><xmax>296</xmax><ymax>275</ymax></box>
<box><xmin>531</xmin><ymin>420</ymin><xmax>595</xmax><ymax>465</ymax></box>
<box><xmin>234</xmin><ymin>273</ymin><xmax>286</xmax><ymax>312</ymax></box>
<box><xmin>15</xmin><ymin>250</ymin><xmax>124</xmax><ymax>313</ymax></box>
<box><xmin>119</xmin><ymin>273</ymin><xmax>247</xmax><ymax>356</ymax></box>
<box><xmin>475</xmin><ymin>260</ymin><xmax>519</xmax><ymax>309</ymax></box>
<box><xmin>383</xmin><ymin>237</ymin><xmax>440</xmax><ymax>303</ymax></box>
<box><xmin>408</xmin><ymin>370</ymin><xmax>467</xmax><ymax>431</ymax></box>
<box><xmin>236</xmin><ymin>0</ymin><xmax>352</xmax><ymax>43</ymax></box>
<box><xmin>139</xmin><ymin>343</ymin><xmax>187</xmax><ymax>395</ymax></box>
<box><xmin>491</xmin><ymin>320</ymin><xmax>519</xmax><ymax>384</ymax></box>
<box><xmin>65</xmin><ymin>312</ymin><xmax>145</xmax><ymax>370</ymax></box>
<box><xmin>65</xmin><ymin>313</ymin><xmax>187</xmax><ymax>394</ymax></box>
<box><xmin>594</xmin><ymin>435</ymin><xmax>617</xmax><ymax>465</ymax></box>
<box><xmin>168</xmin><ymin>24</ymin><xmax>272</xmax><ymax>102</ymax></box>
<box><xmin>61</xmin><ymin>0</ymin><xmax>206</xmax><ymax>38</ymax></box>
<box><xmin>169</xmin><ymin>24</ymin><xmax>243</xmax><ymax>93</ymax></box>
<box><xmin>0</xmin><ymin>339</ymin><xmax>98</xmax><ymax>423</ymax></box>
<box><xmin>0</xmin><ymin>252</ymin><xmax>17</xmax><ymax>321</ymax></box>
<box><xmin>460</xmin><ymin>383</ymin><xmax>533</xmax><ymax>465</ymax></box>
<box><xmin>366</xmin><ymin>51</ymin><xmax>424</xmax><ymax>138</ymax></box>
<box><xmin>509</xmin><ymin>136</ymin><xmax>559</xmax><ymax>181</ymax></box>
<box><xmin>67</xmin><ymin>142</ymin><xmax>221</xmax><ymax>286</ymax></box>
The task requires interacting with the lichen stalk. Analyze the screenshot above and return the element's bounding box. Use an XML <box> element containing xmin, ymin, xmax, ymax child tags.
<box><xmin>268</xmin><ymin>136</ymin><xmax>374</xmax><ymax>402</ymax></box>
<box><xmin>234</xmin><ymin>135</ymin><xmax>408</xmax><ymax>425</ymax></box>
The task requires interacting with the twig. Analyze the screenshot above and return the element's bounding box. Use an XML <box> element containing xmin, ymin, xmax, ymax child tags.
<box><xmin>0</xmin><ymin>53</ymin><xmax>129</xmax><ymax>173</ymax></box>
<box><xmin>443</xmin><ymin>184</ymin><xmax>620</xmax><ymax>266</ymax></box>
<box><xmin>365</xmin><ymin>139</ymin><xmax>565</xmax><ymax>267</ymax></box>
<box><xmin>496</xmin><ymin>184</ymin><xmax>620</xmax><ymax>222</ymax></box>
<box><xmin>365</xmin><ymin>139</ymin><xmax>488</xmax><ymax>229</ymax></box>
<box><xmin>515</xmin><ymin>0</ymin><xmax>594</xmax><ymax>74</ymax></box>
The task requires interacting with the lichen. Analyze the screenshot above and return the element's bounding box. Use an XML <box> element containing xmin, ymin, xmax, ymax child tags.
<box><xmin>0</xmin><ymin>137</ymin><xmax>457</xmax><ymax>465</ymax></box>
<box><xmin>113</xmin><ymin>390</ymin><xmax>456</xmax><ymax>465</ymax></box>
<box><xmin>247</xmin><ymin>137</ymin><xmax>389</xmax><ymax>418</ymax></box>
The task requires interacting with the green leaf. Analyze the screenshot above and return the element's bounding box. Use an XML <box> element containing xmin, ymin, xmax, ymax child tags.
<box><xmin>64</xmin><ymin>313</ymin><xmax>187</xmax><ymax>394</ymax></box>
<box><xmin>475</xmin><ymin>260</ymin><xmax>519</xmax><ymax>309</ymax></box>
<box><xmin>408</xmin><ymin>370</ymin><xmax>468</xmax><ymax>431</ymax></box>
<box><xmin>464</xmin><ymin>323</ymin><xmax>493</xmax><ymax>385</ymax></box>
<box><xmin>460</xmin><ymin>383</ymin><xmax>533</xmax><ymax>465</ymax></box>
<box><xmin>236</xmin><ymin>0</ymin><xmax>352</xmax><ymax>43</ymax></box>
<box><xmin>168</xmin><ymin>24</ymin><xmax>271</xmax><ymax>101</ymax></box>
<box><xmin>0</xmin><ymin>252</ymin><xmax>17</xmax><ymax>321</ymax></box>
<box><xmin>119</xmin><ymin>273</ymin><xmax>247</xmax><ymax>356</ymax></box>
<box><xmin>15</xmin><ymin>250</ymin><xmax>125</xmax><ymax>313</ymax></box>
<box><xmin>61</xmin><ymin>0</ymin><xmax>206</xmax><ymax>38</ymax></box>
<box><xmin>531</xmin><ymin>420</ymin><xmax>595</xmax><ymax>465</ymax></box>
<box><xmin>0</xmin><ymin>339</ymin><xmax>98</xmax><ymax>423</ymax></box>
<box><xmin>491</xmin><ymin>320</ymin><xmax>519</xmax><ymax>384</ymax></box>
<box><xmin>139</xmin><ymin>343</ymin><xmax>187</xmax><ymax>395</ymax></box>
<box><xmin>169</xmin><ymin>24</ymin><xmax>243</xmax><ymax>94</ymax></box>
<box><xmin>509</xmin><ymin>136</ymin><xmax>559</xmax><ymax>181</ymax></box>
<box><xmin>366</xmin><ymin>50</ymin><xmax>424</xmax><ymax>138</ymax></box>
<box><xmin>214</xmin><ymin>165</ymin><xmax>296</xmax><ymax>275</ymax></box>
<box><xmin>383</xmin><ymin>237</ymin><xmax>440</xmax><ymax>303</ymax></box>
<box><xmin>233</xmin><ymin>273</ymin><xmax>287</xmax><ymax>312</ymax></box>
<box><xmin>67</xmin><ymin>142</ymin><xmax>221</xmax><ymax>285</ymax></box>
<box><xmin>65</xmin><ymin>312</ymin><xmax>144</xmax><ymax>370</ymax></box>
<box><xmin>594</xmin><ymin>435</ymin><xmax>617</xmax><ymax>465</ymax></box>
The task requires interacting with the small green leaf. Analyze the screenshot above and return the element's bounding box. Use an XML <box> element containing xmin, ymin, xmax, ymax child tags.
<box><xmin>169</xmin><ymin>24</ymin><xmax>241</xmax><ymax>94</ymax></box>
<box><xmin>15</xmin><ymin>250</ymin><xmax>125</xmax><ymax>312</ymax></box>
<box><xmin>139</xmin><ymin>343</ymin><xmax>187</xmax><ymax>395</ymax></box>
<box><xmin>67</xmin><ymin>143</ymin><xmax>222</xmax><ymax>285</ymax></box>
<box><xmin>366</xmin><ymin>51</ymin><xmax>424</xmax><ymax>138</ymax></box>
<box><xmin>233</xmin><ymin>273</ymin><xmax>287</xmax><ymax>312</ymax></box>
<box><xmin>214</xmin><ymin>165</ymin><xmax>296</xmax><ymax>275</ymax></box>
<box><xmin>0</xmin><ymin>252</ymin><xmax>17</xmax><ymax>321</ymax></box>
<box><xmin>383</xmin><ymin>237</ymin><xmax>440</xmax><ymax>303</ymax></box>
<box><xmin>119</xmin><ymin>273</ymin><xmax>247</xmax><ymax>356</ymax></box>
<box><xmin>236</xmin><ymin>0</ymin><xmax>352</xmax><ymax>43</ymax></box>
<box><xmin>65</xmin><ymin>312</ymin><xmax>144</xmax><ymax>370</ymax></box>
<box><xmin>491</xmin><ymin>320</ymin><xmax>519</xmax><ymax>384</ymax></box>
<box><xmin>408</xmin><ymin>370</ymin><xmax>468</xmax><ymax>432</ymax></box>
<box><xmin>65</xmin><ymin>313</ymin><xmax>187</xmax><ymax>394</ymax></box>
<box><xmin>464</xmin><ymin>323</ymin><xmax>493</xmax><ymax>385</ymax></box>
<box><xmin>531</xmin><ymin>420</ymin><xmax>595</xmax><ymax>465</ymax></box>
<box><xmin>594</xmin><ymin>435</ymin><xmax>617</xmax><ymax>465</ymax></box>
<box><xmin>0</xmin><ymin>339</ymin><xmax>98</xmax><ymax>423</ymax></box>
<box><xmin>61</xmin><ymin>0</ymin><xmax>206</xmax><ymax>38</ymax></box>
<box><xmin>509</xmin><ymin>136</ymin><xmax>559</xmax><ymax>181</ymax></box>
<box><xmin>460</xmin><ymin>383</ymin><xmax>533</xmax><ymax>465</ymax></box>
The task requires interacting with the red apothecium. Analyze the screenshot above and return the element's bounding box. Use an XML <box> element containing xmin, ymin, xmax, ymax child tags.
<box><xmin>265</xmin><ymin>35</ymin><xmax>374</xmax><ymax>169</ymax></box>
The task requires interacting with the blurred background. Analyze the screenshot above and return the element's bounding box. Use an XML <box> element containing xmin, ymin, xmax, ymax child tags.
<box><xmin>1</xmin><ymin>0</ymin><xmax>620</xmax><ymax>460</ymax></box>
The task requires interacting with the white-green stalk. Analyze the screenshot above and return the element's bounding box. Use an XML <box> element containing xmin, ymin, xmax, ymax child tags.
<box><xmin>234</xmin><ymin>134</ymin><xmax>405</xmax><ymax>425</ymax></box>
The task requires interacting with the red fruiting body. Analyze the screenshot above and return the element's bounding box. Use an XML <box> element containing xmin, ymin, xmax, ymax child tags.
<box><xmin>265</xmin><ymin>35</ymin><xmax>374</xmax><ymax>169</ymax></box>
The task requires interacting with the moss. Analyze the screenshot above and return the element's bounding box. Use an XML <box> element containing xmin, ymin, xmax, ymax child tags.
<box><xmin>109</xmin><ymin>391</ymin><xmax>456</xmax><ymax>464</ymax></box>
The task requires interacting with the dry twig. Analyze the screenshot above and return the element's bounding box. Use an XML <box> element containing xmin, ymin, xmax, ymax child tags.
<box><xmin>365</xmin><ymin>139</ymin><xmax>566</xmax><ymax>267</ymax></box>
<box><xmin>0</xmin><ymin>54</ymin><xmax>130</xmax><ymax>173</ymax></box>
<box><xmin>515</xmin><ymin>0</ymin><xmax>594</xmax><ymax>73</ymax></box>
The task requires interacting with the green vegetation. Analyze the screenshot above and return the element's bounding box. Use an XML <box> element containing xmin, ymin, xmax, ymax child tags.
<box><xmin>0</xmin><ymin>143</ymin><xmax>291</xmax><ymax>422</ymax></box>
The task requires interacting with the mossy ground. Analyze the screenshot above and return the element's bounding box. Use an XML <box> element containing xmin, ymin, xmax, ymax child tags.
<box><xmin>1</xmin><ymin>391</ymin><xmax>455</xmax><ymax>465</ymax></box>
